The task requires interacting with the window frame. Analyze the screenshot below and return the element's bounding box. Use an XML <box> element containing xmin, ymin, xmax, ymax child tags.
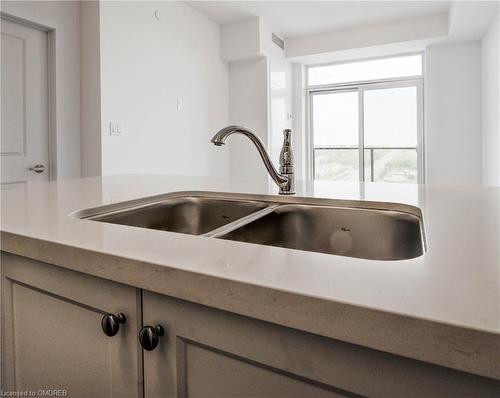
<box><xmin>306</xmin><ymin>53</ymin><xmax>425</xmax><ymax>183</ymax></box>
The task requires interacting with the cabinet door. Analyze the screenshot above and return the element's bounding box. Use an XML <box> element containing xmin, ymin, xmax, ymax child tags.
<box><xmin>142</xmin><ymin>291</ymin><xmax>345</xmax><ymax>398</ymax></box>
<box><xmin>142</xmin><ymin>291</ymin><xmax>500</xmax><ymax>398</ymax></box>
<box><xmin>1</xmin><ymin>252</ymin><xmax>143</xmax><ymax>398</ymax></box>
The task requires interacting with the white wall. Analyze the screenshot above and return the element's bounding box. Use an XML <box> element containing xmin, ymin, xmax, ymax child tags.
<box><xmin>227</xmin><ymin>57</ymin><xmax>269</xmax><ymax>181</ymax></box>
<box><xmin>224</xmin><ymin>18</ymin><xmax>293</xmax><ymax>186</ymax></box>
<box><xmin>266</xmin><ymin>26</ymin><xmax>292</xmax><ymax>171</ymax></box>
<box><xmin>425</xmin><ymin>41</ymin><xmax>483</xmax><ymax>186</ymax></box>
<box><xmin>1</xmin><ymin>0</ymin><xmax>81</xmax><ymax>179</ymax></box>
<box><xmin>99</xmin><ymin>1</ymin><xmax>229</xmax><ymax>177</ymax></box>
<box><xmin>269</xmin><ymin>55</ymin><xmax>292</xmax><ymax>168</ymax></box>
<box><xmin>221</xmin><ymin>17</ymin><xmax>261</xmax><ymax>61</ymax></box>
<box><xmin>80</xmin><ymin>1</ymin><xmax>101</xmax><ymax>177</ymax></box>
<box><xmin>481</xmin><ymin>16</ymin><xmax>500</xmax><ymax>187</ymax></box>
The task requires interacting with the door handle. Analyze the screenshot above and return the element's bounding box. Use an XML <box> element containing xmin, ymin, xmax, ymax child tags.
<box><xmin>29</xmin><ymin>164</ymin><xmax>46</xmax><ymax>173</ymax></box>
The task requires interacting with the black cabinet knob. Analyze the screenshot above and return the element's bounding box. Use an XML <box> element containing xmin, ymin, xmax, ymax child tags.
<box><xmin>101</xmin><ymin>313</ymin><xmax>126</xmax><ymax>337</ymax></box>
<box><xmin>139</xmin><ymin>325</ymin><xmax>165</xmax><ymax>351</ymax></box>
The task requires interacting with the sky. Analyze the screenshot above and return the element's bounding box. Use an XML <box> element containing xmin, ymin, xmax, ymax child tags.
<box><xmin>312</xmin><ymin>86</ymin><xmax>418</xmax><ymax>148</ymax></box>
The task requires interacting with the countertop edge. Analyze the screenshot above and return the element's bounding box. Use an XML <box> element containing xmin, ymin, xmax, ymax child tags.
<box><xmin>1</xmin><ymin>230</ymin><xmax>499</xmax><ymax>381</ymax></box>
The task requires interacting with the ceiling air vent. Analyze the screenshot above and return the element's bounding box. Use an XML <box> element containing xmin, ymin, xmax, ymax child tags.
<box><xmin>272</xmin><ymin>33</ymin><xmax>285</xmax><ymax>50</ymax></box>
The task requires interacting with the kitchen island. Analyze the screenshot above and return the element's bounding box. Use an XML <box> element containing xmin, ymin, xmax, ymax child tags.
<box><xmin>1</xmin><ymin>175</ymin><xmax>499</xmax><ymax>396</ymax></box>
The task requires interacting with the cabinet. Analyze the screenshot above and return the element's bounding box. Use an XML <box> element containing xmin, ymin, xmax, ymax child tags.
<box><xmin>2</xmin><ymin>252</ymin><xmax>500</xmax><ymax>397</ymax></box>
<box><xmin>141</xmin><ymin>291</ymin><xmax>500</xmax><ymax>397</ymax></box>
<box><xmin>1</xmin><ymin>253</ymin><xmax>142</xmax><ymax>397</ymax></box>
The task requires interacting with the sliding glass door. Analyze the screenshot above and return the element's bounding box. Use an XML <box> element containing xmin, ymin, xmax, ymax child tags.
<box><xmin>310</xmin><ymin>80</ymin><xmax>423</xmax><ymax>183</ymax></box>
<box><xmin>312</xmin><ymin>90</ymin><xmax>359</xmax><ymax>181</ymax></box>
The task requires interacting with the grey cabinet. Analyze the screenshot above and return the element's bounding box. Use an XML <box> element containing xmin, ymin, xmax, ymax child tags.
<box><xmin>1</xmin><ymin>253</ymin><xmax>143</xmax><ymax>398</ymax></box>
<box><xmin>141</xmin><ymin>291</ymin><xmax>500</xmax><ymax>398</ymax></box>
<box><xmin>2</xmin><ymin>252</ymin><xmax>500</xmax><ymax>397</ymax></box>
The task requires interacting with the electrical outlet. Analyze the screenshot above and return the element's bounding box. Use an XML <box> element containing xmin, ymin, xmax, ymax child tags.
<box><xmin>109</xmin><ymin>122</ymin><xmax>123</xmax><ymax>136</ymax></box>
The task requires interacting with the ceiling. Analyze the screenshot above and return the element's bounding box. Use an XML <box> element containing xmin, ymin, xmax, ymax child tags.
<box><xmin>187</xmin><ymin>1</ymin><xmax>451</xmax><ymax>38</ymax></box>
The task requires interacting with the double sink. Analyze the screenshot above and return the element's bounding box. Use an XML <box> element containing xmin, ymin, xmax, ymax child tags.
<box><xmin>73</xmin><ymin>192</ymin><xmax>426</xmax><ymax>261</ymax></box>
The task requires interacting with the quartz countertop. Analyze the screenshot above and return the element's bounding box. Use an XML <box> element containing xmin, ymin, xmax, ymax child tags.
<box><xmin>1</xmin><ymin>175</ymin><xmax>499</xmax><ymax>379</ymax></box>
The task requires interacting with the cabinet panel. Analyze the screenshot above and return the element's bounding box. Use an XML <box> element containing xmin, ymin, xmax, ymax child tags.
<box><xmin>1</xmin><ymin>252</ymin><xmax>143</xmax><ymax>398</ymax></box>
<box><xmin>143</xmin><ymin>291</ymin><xmax>500</xmax><ymax>398</ymax></box>
<box><xmin>181</xmin><ymin>342</ymin><xmax>346</xmax><ymax>397</ymax></box>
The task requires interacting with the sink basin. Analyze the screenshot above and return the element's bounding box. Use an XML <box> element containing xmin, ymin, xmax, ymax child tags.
<box><xmin>81</xmin><ymin>196</ymin><xmax>269</xmax><ymax>236</ymax></box>
<box><xmin>218</xmin><ymin>204</ymin><xmax>425</xmax><ymax>260</ymax></box>
<box><xmin>73</xmin><ymin>191</ymin><xmax>425</xmax><ymax>260</ymax></box>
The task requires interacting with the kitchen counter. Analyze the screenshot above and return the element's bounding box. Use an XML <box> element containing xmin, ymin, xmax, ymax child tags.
<box><xmin>1</xmin><ymin>175</ymin><xmax>499</xmax><ymax>379</ymax></box>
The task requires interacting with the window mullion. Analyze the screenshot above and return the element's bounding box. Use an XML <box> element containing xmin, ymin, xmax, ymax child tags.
<box><xmin>358</xmin><ymin>87</ymin><xmax>365</xmax><ymax>182</ymax></box>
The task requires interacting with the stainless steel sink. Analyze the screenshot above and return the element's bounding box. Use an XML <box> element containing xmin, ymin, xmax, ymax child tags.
<box><xmin>72</xmin><ymin>191</ymin><xmax>426</xmax><ymax>260</ymax></box>
<box><xmin>217</xmin><ymin>203</ymin><xmax>425</xmax><ymax>260</ymax></box>
<box><xmin>78</xmin><ymin>196</ymin><xmax>270</xmax><ymax>236</ymax></box>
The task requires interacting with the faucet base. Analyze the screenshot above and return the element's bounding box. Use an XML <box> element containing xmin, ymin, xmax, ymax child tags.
<box><xmin>278</xmin><ymin>173</ymin><xmax>295</xmax><ymax>195</ymax></box>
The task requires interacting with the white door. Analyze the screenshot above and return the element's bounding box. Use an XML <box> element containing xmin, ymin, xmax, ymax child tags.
<box><xmin>1</xmin><ymin>18</ymin><xmax>49</xmax><ymax>184</ymax></box>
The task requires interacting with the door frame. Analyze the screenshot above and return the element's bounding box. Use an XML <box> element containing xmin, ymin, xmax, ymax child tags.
<box><xmin>1</xmin><ymin>10</ymin><xmax>63</xmax><ymax>180</ymax></box>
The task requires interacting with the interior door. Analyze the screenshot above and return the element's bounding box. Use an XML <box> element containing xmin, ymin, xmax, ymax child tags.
<box><xmin>1</xmin><ymin>18</ymin><xmax>49</xmax><ymax>184</ymax></box>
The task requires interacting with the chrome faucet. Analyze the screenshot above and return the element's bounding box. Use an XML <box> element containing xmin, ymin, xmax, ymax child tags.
<box><xmin>211</xmin><ymin>125</ymin><xmax>295</xmax><ymax>195</ymax></box>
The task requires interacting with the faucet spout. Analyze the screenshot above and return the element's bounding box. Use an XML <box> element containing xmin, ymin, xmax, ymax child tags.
<box><xmin>211</xmin><ymin>125</ymin><xmax>295</xmax><ymax>195</ymax></box>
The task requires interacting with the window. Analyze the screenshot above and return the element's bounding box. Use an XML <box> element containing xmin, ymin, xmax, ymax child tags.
<box><xmin>308</xmin><ymin>54</ymin><xmax>424</xmax><ymax>183</ymax></box>
<box><xmin>308</xmin><ymin>54</ymin><xmax>422</xmax><ymax>86</ymax></box>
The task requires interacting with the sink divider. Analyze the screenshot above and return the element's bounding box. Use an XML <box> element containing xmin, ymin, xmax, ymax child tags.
<box><xmin>203</xmin><ymin>204</ymin><xmax>281</xmax><ymax>239</ymax></box>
